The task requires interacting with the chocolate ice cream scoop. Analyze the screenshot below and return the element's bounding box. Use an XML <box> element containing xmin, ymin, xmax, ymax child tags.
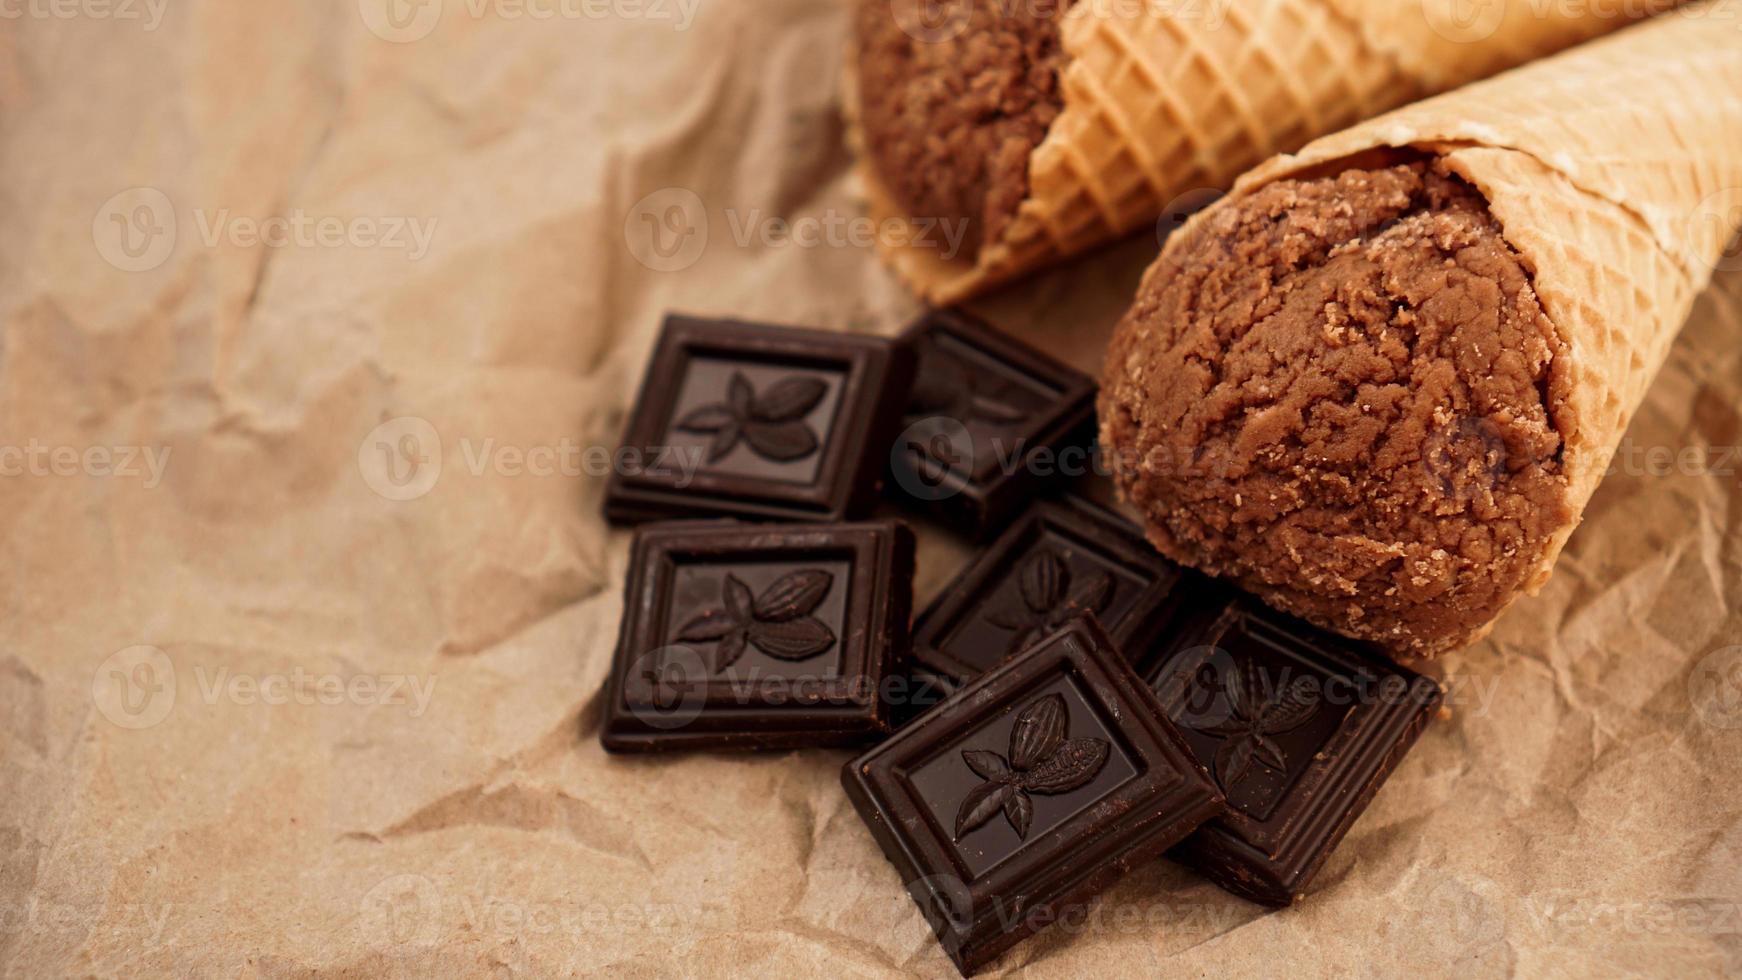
<box><xmin>852</xmin><ymin>0</ymin><xmax>1073</xmax><ymax>260</ymax></box>
<box><xmin>1100</xmin><ymin>161</ymin><xmax>1574</xmax><ymax>655</ymax></box>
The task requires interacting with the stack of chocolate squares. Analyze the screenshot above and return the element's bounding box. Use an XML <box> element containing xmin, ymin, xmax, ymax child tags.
<box><xmin>601</xmin><ymin>310</ymin><xmax>1444</xmax><ymax>975</ymax></box>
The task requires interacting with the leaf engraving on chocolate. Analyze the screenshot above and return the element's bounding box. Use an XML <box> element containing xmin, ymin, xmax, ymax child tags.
<box><xmin>1186</xmin><ymin>658</ymin><xmax>1322</xmax><ymax>790</ymax></box>
<box><xmin>907</xmin><ymin>348</ymin><xmax>1028</xmax><ymax>429</ymax></box>
<box><xmin>664</xmin><ymin>569</ymin><xmax>838</xmax><ymax>672</ymax></box>
<box><xmin>1009</xmin><ymin>693</ymin><xmax>1066</xmax><ymax>770</ymax></box>
<box><xmin>952</xmin><ymin>693</ymin><xmax>1111</xmax><ymax>842</ymax></box>
<box><xmin>675</xmin><ymin>370</ymin><xmax>828</xmax><ymax>463</ymax></box>
<box><xmin>742</xmin><ymin>420</ymin><xmax>818</xmax><ymax>461</ymax></box>
<box><xmin>1019</xmin><ymin>552</ymin><xmax>1065</xmax><ymax>617</ymax></box>
<box><xmin>752</xmin><ymin>569</ymin><xmax>832</xmax><ymax>621</ymax></box>
<box><xmin>746</xmin><ymin>618</ymin><xmax>836</xmax><ymax>660</ymax></box>
<box><xmin>753</xmin><ymin>377</ymin><xmax>828</xmax><ymax>423</ymax></box>
<box><xmin>982</xmin><ymin>548</ymin><xmax>1117</xmax><ymax>655</ymax></box>
<box><xmin>960</xmin><ymin>750</ymin><xmax>1011</xmax><ymax>781</ymax></box>
<box><xmin>954</xmin><ymin>780</ymin><xmax>1014</xmax><ymax>839</ymax></box>
<box><xmin>1019</xmin><ymin>738</ymin><xmax>1111</xmax><ymax>793</ymax></box>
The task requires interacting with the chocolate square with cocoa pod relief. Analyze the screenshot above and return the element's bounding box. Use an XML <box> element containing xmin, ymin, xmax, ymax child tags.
<box><xmin>888</xmin><ymin>309</ymin><xmax>1096</xmax><ymax>539</ymax></box>
<box><xmin>606</xmin><ymin>315</ymin><xmax>914</xmax><ymax>525</ymax></box>
<box><xmin>601</xmin><ymin>519</ymin><xmax>914</xmax><ymax>752</ymax></box>
<box><xmin>843</xmin><ymin>616</ymin><xmax>1221</xmax><ymax>974</ymax></box>
<box><xmin>1142</xmin><ymin>589</ymin><xmax>1444</xmax><ymax>905</ymax></box>
<box><xmin>906</xmin><ymin>497</ymin><xmax>1197</xmax><ymax>704</ymax></box>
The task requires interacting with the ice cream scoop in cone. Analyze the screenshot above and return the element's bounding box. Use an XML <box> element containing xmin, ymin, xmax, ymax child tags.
<box><xmin>1100</xmin><ymin>2</ymin><xmax>1742</xmax><ymax>655</ymax></box>
<box><xmin>849</xmin><ymin>0</ymin><xmax>1685</xmax><ymax>303</ymax></box>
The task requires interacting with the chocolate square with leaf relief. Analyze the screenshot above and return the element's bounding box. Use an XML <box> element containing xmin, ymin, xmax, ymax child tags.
<box><xmin>605</xmin><ymin>315</ymin><xmax>915</xmax><ymax>525</ymax></box>
<box><xmin>888</xmin><ymin>309</ymin><xmax>1096</xmax><ymax>539</ymax></box>
<box><xmin>1142</xmin><ymin>590</ymin><xmax>1443</xmax><ymax>906</ymax></box>
<box><xmin>842</xmin><ymin>616</ymin><xmax>1221</xmax><ymax>974</ymax></box>
<box><xmin>907</xmin><ymin>497</ymin><xmax>1194</xmax><ymax>698</ymax></box>
<box><xmin>601</xmin><ymin>519</ymin><xmax>914</xmax><ymax>752</ymax></box>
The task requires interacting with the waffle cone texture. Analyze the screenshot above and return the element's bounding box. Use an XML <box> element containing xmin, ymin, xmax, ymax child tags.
<box><xmin>1102</xmin><ymin>2</ymin><xmax>1742</xmax><ymax>654</ymax></box>
<box><xmin>852</xmin><ymin>0</ymin><xmax>1683</xmax><ymax>302</ymax></box>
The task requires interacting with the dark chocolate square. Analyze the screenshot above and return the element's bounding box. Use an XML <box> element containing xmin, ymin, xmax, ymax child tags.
<box><xmin>887</xmin><ymin>310</ymin><xmax>1096</xmax><ymax>539</ymax></box>
<box><xmin>605</xmin><ymin>315</ymin><xmax>915</xmax><ymax>525</ymax></box>
<box><xmin>843</xmin><ymin>616</ymin><xmax>1222</xmax><ymax>975</ymax></box>
<box><xmin>907</xmin><ymin>497</ymin><xmax>1197</xmax><ymax>695</ymax></box>
<box><xmin>601</xmin><ymin>519</ymin><xmax>915</xmax><ymax>752</ymax></box>
<box><xmin>1142</xmin><ymin>591</ymin><xmax>1444</xmax><ymax>905</ymax></box>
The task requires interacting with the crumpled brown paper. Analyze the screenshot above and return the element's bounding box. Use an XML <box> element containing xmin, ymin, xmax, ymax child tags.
<box><xmin>1</xmin><ymin>1</ymin><xmax>1738</xmax><ymax>976</ymax></box>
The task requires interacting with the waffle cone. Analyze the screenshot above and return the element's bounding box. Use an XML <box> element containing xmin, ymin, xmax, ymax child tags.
<box><xmin>857</xmin><ymin>0</ymin><xmax>1682</xmax><ymax>303</ymax></box>
<box><xmin>1113</xmin><ymin>1</ymin><xmax>1742</xmax><ymax>651</ymax></box>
